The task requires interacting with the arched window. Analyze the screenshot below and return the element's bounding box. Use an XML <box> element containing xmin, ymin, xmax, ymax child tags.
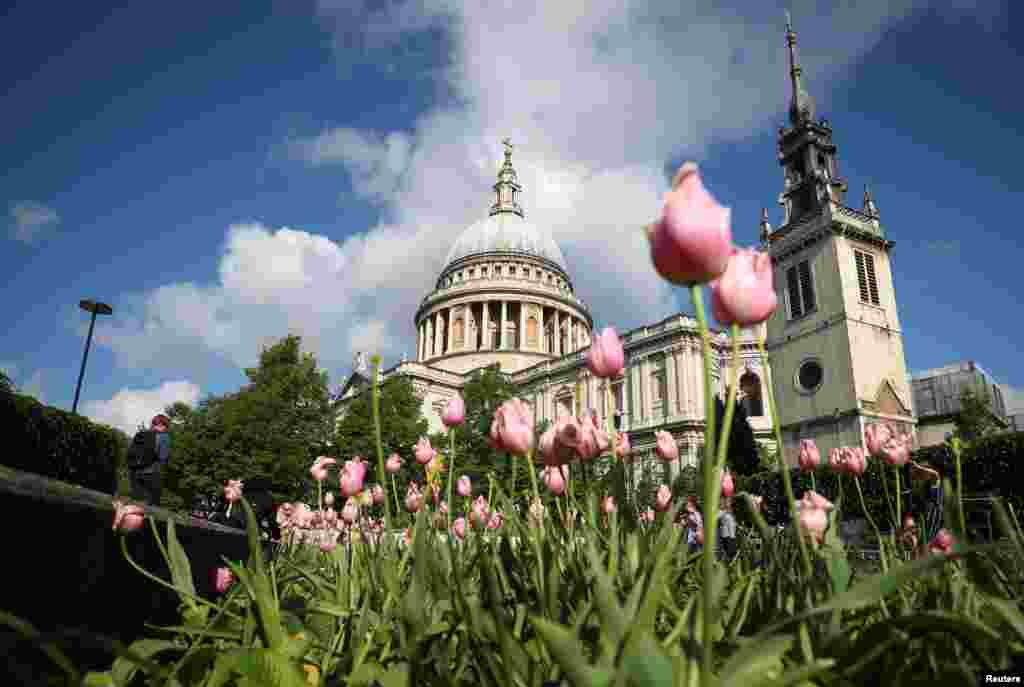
<box><xmin>453</xmin><ymin>318</ymin><xmax>465</xmax><ymax>348</ymax></box>
<box><xmin>526</xmin><ymin>316</ymin><xmax>539</xmax><ymax>347</ymax></box>
<box><xmin>740</xmin><ymin>372</ymin><xmax>764</xmax><ymax>417</ymax></box>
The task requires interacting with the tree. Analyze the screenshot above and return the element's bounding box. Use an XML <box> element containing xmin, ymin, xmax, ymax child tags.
<box><xmin>715</xmin><ymin>396</ymin><xmax>760</xmax><ymax>476</ymax></box>
<box><xmin>334</xmin><ymin>374</ymin><xmax>429</xmax><ymax>503</ymax></box>
<box><xmin>163</xmin><ymin>335</ymin><xmax>335</xmax><ymax>507</ymax></box>
<box><xmin>954</xmin><ymin>388</ymin><xmax>1002</xmax><ymax>445</ymax></box>
<box><xmin>0</xmin><ymin>370</ymin><xmax>12</xmax><ymax>396</ymax></box>
<box><xmin>438</xmin><ymin>364</ymin><xmax>522</xmax><ymax>497</ymax></box>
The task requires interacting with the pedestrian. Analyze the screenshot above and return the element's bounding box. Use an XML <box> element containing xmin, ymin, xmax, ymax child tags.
<box><xmin>911</xmin><ymin>459</ymin><xmax>944</xmax><ymax>544</ymax></box>
<box><xmin>718</xmin><ymin>498</ymin><xmax>738</xmax><ymax>561</ymax></box>
<box><xmin>126</xmin><ymin>414</ymin><xmax>171</xmax><ymax>506</ymax></box>
<box><xmin>685</xmin><ymin>496</ymin><xmax>704</xmax><ymax>555</ymax></box>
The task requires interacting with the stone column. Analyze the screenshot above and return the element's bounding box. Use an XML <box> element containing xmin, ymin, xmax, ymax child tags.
<box><xmin>482</xmin><ymin>300</ymin><xmax>490</xmax><ymax>350</ymax></box>
<box><xmin>690</xmin><ymin>345</ymin><xmax>704</xmax><ymax>419</ymax></box>
<box><xmin>500</xmin><ymin>301</ymin><xmax>507</xmax><ymax>350</ymax></box>
<box><xmin>417</xmin><ymin>323</ymin><xmax>423</xmax><ymax>361</ymax></box>
<box><xmin>554</xmin><ymin>310</ymin><xmax>562</xmax><ymax>356</ymax></box>
<box><xmin>539</xmin><ymin>307</ymin><xmax>545</xmax><ymax>353</ymax></box>
<box><xmin>434</xmin><ymin>312</ymin><xmax>442</xmax><ymax>357</ymax></box>
<box><xmin>447</xmin><ymin>307</ymin><xmax>454</xmax><ymax>355</ymax></box>
<box><xmin>630</xmin><ymin>360</ymin><xmax>643</xmax><ymax>424</ymax></box>
<box><xmin>673</xmin><ymin>347</ymin><xmax>684</xmax><ymax>414</ymax></box>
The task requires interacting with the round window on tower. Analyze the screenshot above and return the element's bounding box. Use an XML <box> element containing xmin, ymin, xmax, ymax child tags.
<box><xmin>795</xmin><ymin>358</ymin><xmax>824</xmax><ymax>394</ymax></box>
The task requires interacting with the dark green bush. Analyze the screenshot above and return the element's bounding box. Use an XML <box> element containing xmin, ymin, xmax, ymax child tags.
<box><xmin>0</xmin><ymin>392</ymin><xmax>126</xmax><ymax>492</ymax></box>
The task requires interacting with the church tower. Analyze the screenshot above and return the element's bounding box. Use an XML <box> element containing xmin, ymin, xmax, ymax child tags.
<box><xmin>763</xmin><ymin>15</ymin><xmax>916</xmax><ymax>465</ymax></box>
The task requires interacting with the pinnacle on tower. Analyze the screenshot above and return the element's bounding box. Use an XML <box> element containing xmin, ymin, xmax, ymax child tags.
<box><xmin>863</xmin><ymin>186</ymin><xmax>879</xmax><ymax>217</ymax></box>
<box><xmin>490</xmin><ymin>137</ymin><xmax>524</xmax><ymax>217</ymax></box>
<box><xmin>759</xmin><ymin>207</ymin><xmax>772</xmax><ymax>244</ymax></box>
<box><xmin>785</xmin><ymin>11</ymin><xmax>816</xmax><ymax>126</ymax></box>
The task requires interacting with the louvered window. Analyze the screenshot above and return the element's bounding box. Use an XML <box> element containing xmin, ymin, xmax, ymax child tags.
<box><xmin>786</xmin><ymin>259</ymin><xmax>816</xmax><ymax>320</ymax></box>
<box><xmin>854</xmin><ymin>250</ymin><xmax>880</xmax><ymax>305</ymax></box>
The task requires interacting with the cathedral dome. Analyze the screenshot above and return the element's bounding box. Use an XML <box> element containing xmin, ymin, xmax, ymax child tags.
<box><xmin>444</xmin><ymin>212</ymin><xmax>568</xmax><ymax>271</ymax></box>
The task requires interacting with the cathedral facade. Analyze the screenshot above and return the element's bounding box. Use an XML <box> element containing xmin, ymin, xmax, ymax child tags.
<box><xmin>338</xmin><ymin>20</ymin><xmax>916</xmax><ymax>479</ymax></box>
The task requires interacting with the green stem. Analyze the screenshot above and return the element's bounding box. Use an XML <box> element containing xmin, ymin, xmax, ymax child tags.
<box><xmin>716</xmin><ymin>323</ymin><xmax>741</xmax><ymax>469</ymax></box>
<box><xmin>119</xmin><ymin>535</ymin><xmax>244</xmax><ymax>622</ymax></box>
<box><xmin>880</xmin><ymin>464</ymin><xmax>896</xmax><ymax>529</ymax></box>
<box><xmin>690</xmin><ymin>284</ymin><xmax>720</xmax><ymax>684</ymax></box>
<box><xmin>952</xmin><ymin>439</ymin><xmax>967</xmax><ymax>539</ymax></box>
<box><xmin>756</xmin><ymin>335</ymin><xmax>813</xmax><ymax>579</ymax></box>
<box><xmin>854</xmin><ymin>475</ymin><xmax>888</xmax><ymax>573</ymax></box>
<box><xmin>894</xmin><ymin>467</ymin><xmax>901</xmax><ymax>528</ymax></box>
<box><xmin>447</xmin><ymin>428</ymin><xmax>456</xmax><ymax>532</ymax></box>
<box><xmin>370</xmin><ymin>356</ymin><xmax>392</xmax><ymax>532</ymax></box>
<box><xmin>390</xmin><ymin>475</ymin><xmax>400</xmax><ymax>526</ymax></box>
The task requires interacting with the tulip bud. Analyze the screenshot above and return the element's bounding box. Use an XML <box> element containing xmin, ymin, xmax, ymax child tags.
<box><xmin>602</xmin><ymin>495</ymin><xmax>618</xmax><ymax>514</ymax></box>
<box><xmin>655</xmin><ymin>430</ymin><xmax>678</xmax><ymax>462</ymax></box>
<box><xmin>490</xmin><ymin>398</ymin><xmax>535</xmax><ymax>456</ymax></box>
<box><xmin>708</xmin><ymin>247</ymin><xmax>777</xmax><ymax>325</ymax></box>
<box><xmin>456</xmin><ymin>475</ymin><xmax>472</xmax><ymax>498</ymax></box>
<box><xmin>324</xmin><ymin>492</ymin><xmax>335</xmax><ymax>507</ymax></box>
<box><xmin>721</xmin><ymin>470</ymin><xmax>735</xmax><ymax>499</ymax></box>
<box><xmin>213</xmin><ymin>567</ymin><xmax>234</xmax><ymax>594</ymax></box>
<box><xmin>655</xmin><ymin>484</ymin><xmax>672</xmax><ymax>512</ymax></box>
<box><xmin>615</xmin><ymin>431</ymin><xmax>631</xmax><ymax>460</ymax></box>
<box><xmin>647</xmin><ymin>162</ymin><xmax>733</xmax><ymax>285</ymax></box>
<box><xmin>442</xmin><ymin>394</ymin><xmax>465</xmax><ymax>428</ymax></box>
<box><xmin>798</xmin><ymin>440</ymin><xmax>820</xmax><ymax>473</ymax></box>
<box><xmin>452</xmin><ymin>517</ymin><xmax>467</xmax><ymax>540</ymax></box>
<box><xmin>414</xmin><ymin>437</ymin><xmax>435</xmax><ymax>465</ymax></box>
<box><xmin>586</xmin><ymin>327</ymin><xmax>625</xmax><ymax>379</ymax></box>
<box><xmin>310</xmin><ymin>456</ymin><xmax>337</xmax><ymax>482</ymax></box>
<box><xmin>371</xmin><ymin>484</ymin><xmax>385</xmax><ymax>505</ymax></box>
<box><xmin>385</xmin><ymin>453</ymin><xmax>402</xmax><ymax>474</ymax></box>
<box><xmin>543</xmin><ymin>465</ymin><xmax>568</xmax><ymax>496</ymax></box>
<box><xmin>112</xmin><ymin>500</ymin><xmax>145</xmax><ymax>533</ymax></box>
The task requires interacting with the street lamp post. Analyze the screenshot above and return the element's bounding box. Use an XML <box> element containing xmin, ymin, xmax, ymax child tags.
<box><xmin>71</xmin><ymin>299</ymin><xmax>113</xmax><ymax>414</ymax></box>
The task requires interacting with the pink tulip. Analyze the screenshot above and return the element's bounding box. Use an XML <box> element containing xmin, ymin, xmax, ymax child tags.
<box><xmin>602</xmin><ymin>495</ymin><xmax>618</xmax><ymax>514</ymax></box>
<box><xmin>879</xmin><ymin>432</ymin><xmax>910</xmax><ymax>468</ymax></box>
<box><xmin>452</xmin><ymin>517</ymin><xmax>467</xmax><ymax>540</ymax></box>
<box><xmin>615</xmin><ymin>432</ymin><xmax>631</xmax><ymax>460</ymax></box>
<box><xmin>798</xmin><ymin>440</ymin><xmax>820</xmax><ymax>473</ymax></box>
<box><xmin>371</xmin><ymin>484</ymin><xmax>385</xmax><ymax>505</ymax></box>
<box><xmin>385</xmin><ymin>453</ymin><xmax>402</xmax><ymax>474</ymax></box>
<box><xmin>223</xmin><ymin>479</ymin><xmax>244</xmax><ymax>504</ymax></box>
<box><xmin>456</xmin><ymin>475</ymin><xmax>472</xmax><ymax>498</ymax></box>
<box><xmin>655</xmin><ymin>484</ymin><xmax>672</xmax><ymax>512</ymax></box>
<box><xmin>586</xmin><ymin>327</ymin><xmax>625</xmax><ymax>379</ymax></box>
<box><xmin>470</xmin><ymin>496</ymin><xmax>490</xmax><ymax>528</ymax></box>
<box><xmin>575</xmin><ymin>422</ymin><xmax>604</xmax><ymax>462</ymax></box>
<box><xmin>538</xmin><ymin>424</ymin><xmax>559</xmax><ymax>464</ymax></box>
<box><xmin>828</xmin><ymin>448</ymin><xmax>845</xmax><ymax>473</ymax></box>
<box><xmin>341</xmin><ymin>498</ymin><xmax>359</xmax><ymax>524</ymax></box>
<box><xmin>864</xmin><ymin>423</ymin><xmax>893</xmax><ymax>458</ymax></box>
<box><xmin>799</xmin><ymin>504</ymin><xmax>829</xmax><ymax>544</ymax></box>
<box><xmin>340</xmin><ymin>458</ymin><xmax>367</xmax><ymax>497</ymax></box>
<box><xmin>490</xmin><ymin>398</ymin><xmax>534</xmax><ymax>456</ymax></box>
<box><xmin>405</xmin><ymin>483</ymin><xmax>424</xmax><ymax>513</ymax></box>
<box><xmin>721</xmin><ymin>470</ymin><xmax>735</xmax><ymax>499</ymax></box>
<box><xmin>647</xmin><ymin>162</ymin><xmax>733</xmax><ymax>285</ymax></box>
<box><xmin>438</xmin><ymin>501</ymin><xmax>449</xmax><ymax>515</ymax></box>
<box><xmin>213</xmin><ymin>567</ymin><xmax>234</xmax><ymax>594</ymax></box>
<box><xmin>429</xmin><ymin>483</ymin><xmax>442</xmax><ymax>505</ymax></box>
<box><xmin>415</xmin><ymin>437</ymin><xmax>436</xmax><ymax>465</ymax></box>
<box><xmin>708</xmin><ymin>247</ymin><xmax>778</xmax><ymax>326</ymax></box>
<box><xmin>442</xmin><ymin>394</ymin><xmax>466</xmax><ymax>428</ymax></box>
<box><xmin>555</xmin><ymin>417</ymin><xmax>581</xmax><ymax>449</ymax></box>
<box><xmin>929</xmin><ymin>528</ymin><xmax>955</xmax><ymax>555</ymax></box>
<box><xmin>655</xmin><ymin>430</ymin><xmax>678</xmax><ymax>462</ymax></box>
<box><xmin>844</xmin><ymin>447</ymin><xmax>867</xmax><ymax>477</ymax></box>
<box><xmin>487</xmin><ymin>511</ymin><xmax>504</xmax><ymax>530</ymax></box>
<box><xmin>802</xmin><ymin>491</ymin><xmax>834</xmax><ymax>512</ymax></box>
<box><xmin>324</xmin><ymin>492</ymin><xmax>335</xmax><ymax>507</ymax></box>
<box><xmin>320</xmin><ymin>531</ymin><xmax>340</xmax><ymax>552</ymax></box>
<box><xmin>543</xmin><ymin>465</ymin><xmax>568</xmax><ymax>496</ymax></box>
<box><xmin>310</xmin><ymin>456</ymin><xmax>337</xmax><ymax>482</ymax></box>
<box><xmin>112</xmin><ymin>500</ymin><xmax>145</xmax><ymax>533</ymax></box>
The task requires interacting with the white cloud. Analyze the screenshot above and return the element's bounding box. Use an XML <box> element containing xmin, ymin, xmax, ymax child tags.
<box><xmin>9</xmin><ymin>201</ymin><xmax>60</xmax><ymax>243</ymax></box>
<box><xmin>82</xmin><ymin>381</ymin><xmax>201</xmax><ymax>435</ymax></box>
<box><xmin>103</xmin><ymin>1</ymin><xmax>937</xmax><ymax>384</ymax></box>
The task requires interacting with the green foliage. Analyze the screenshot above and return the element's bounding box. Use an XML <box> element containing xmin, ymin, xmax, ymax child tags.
<box><xmin>164</xmin><ymin>335</ymin><xmax>334</xmax><ymax>507</ymax></box>
<box><xmin>0</xmin><ymin>391</ymin><xmax>126</xmax><ymax>492</ymax></box>
<box><xmin>445</xmin><ymin>364</ymin><xmax>521</xmax><ymax>495</ymax></box>
<box><xmin>954</xmin><ymin>388</ymin><xmax>1003</xmax><ymax>444</ymax></box>
<box><xmin>334</xmin><ymin>373</ymin><xmax>429</xmax><ymax>500</ymax></box>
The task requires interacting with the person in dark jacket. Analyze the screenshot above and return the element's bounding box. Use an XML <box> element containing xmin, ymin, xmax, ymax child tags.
<box><xmin>128</xmin><ymin>414</ymin><xmax>171</xmax><ymax>505</ymax></box>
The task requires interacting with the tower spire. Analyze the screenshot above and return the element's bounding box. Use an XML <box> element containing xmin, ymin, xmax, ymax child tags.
<box><xmin>490</xmin><ymin>137</ymin><xmax>524</xmax><ymax>217</ymax></box>
<box><xmin>785</xmin><ymin>11</ymin><xmax>816</xmax><ymax>126</ymax></box>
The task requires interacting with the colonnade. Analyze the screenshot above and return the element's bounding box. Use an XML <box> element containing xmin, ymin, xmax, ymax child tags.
<box><xmin>417</xmin><ymin>300</ymin><xmax>590</xmax><ymax>361</ymax></box>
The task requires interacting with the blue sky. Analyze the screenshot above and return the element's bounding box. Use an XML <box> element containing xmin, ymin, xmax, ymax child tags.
<box><xmin>2</xmin><ymin>1</ymin><xmax>1021</xmax><ymax>433</ymax></box>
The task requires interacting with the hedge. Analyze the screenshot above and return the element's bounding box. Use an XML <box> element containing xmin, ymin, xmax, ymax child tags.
<box><xmin>0</xmin><ymin>391</ymin><xmax>125</xmax><ymax>493</ymax></box>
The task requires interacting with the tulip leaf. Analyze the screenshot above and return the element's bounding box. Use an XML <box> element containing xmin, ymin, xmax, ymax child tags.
<box><xmin>983</xmin><ymin>595</ymin><xmax>1024</xmax><ymax>644</ymax></box>
<box><xmin>164</xmin><ymin>521</ymin><xmax>198</xmax><ymax>609</ymax></box>
<box><xmin>621</xmin><ymin>631</ymin><xmax>674</xmax><ymax>687</ymax></box>
<box><xmin>717</xmin><ymin>636</ymin><xmax>791</xmax><ymax>687</ymax></box>
<box><xmin>532</xmin><ymin>616</ymin><xmax>604</xmax><ymax>687</ymax></box>
<box><xmin>235</xmin><ymin>648</ymin><xmax>311</xmax><ymax>687</ymax></box>
<box><xmin>109</xmin><ymin>639</ymin><xmax>180</xmax><ymax>686</ymax></box>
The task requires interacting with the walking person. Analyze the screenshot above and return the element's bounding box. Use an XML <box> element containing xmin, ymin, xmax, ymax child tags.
<box><xmin>685</xmin><ymin>495</ymin><xmax>704</xmax><ymax>555</ymax></box>
<box><xmin>911</xmin><ymin>458</ymin><xmax>944</xmax><ymax>544</ymax></box>
<box><xmin>718</xmin><ymin>498</ymin><xmax>738</xmax><ymax>561</ymax></box>
<box><xmin>126</xmin><ymin>414</ymin><xmax>171</xmax><ymax>506</ymax></box>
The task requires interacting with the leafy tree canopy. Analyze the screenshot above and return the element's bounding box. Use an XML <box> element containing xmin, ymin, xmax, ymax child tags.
<box><xmin>954</xmin><ymin>388</ymin><xmax>1003</xmax><ymax>445</ymax></box>
<box><xmin>334</xmin><ymin>373</ymin><xmax>429</xmax><ymax>502</ymax></box>
<box><xmin>163</xmin><ymin>335</ymin><xmax>334</xmax><ymax>508</ymax></box>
